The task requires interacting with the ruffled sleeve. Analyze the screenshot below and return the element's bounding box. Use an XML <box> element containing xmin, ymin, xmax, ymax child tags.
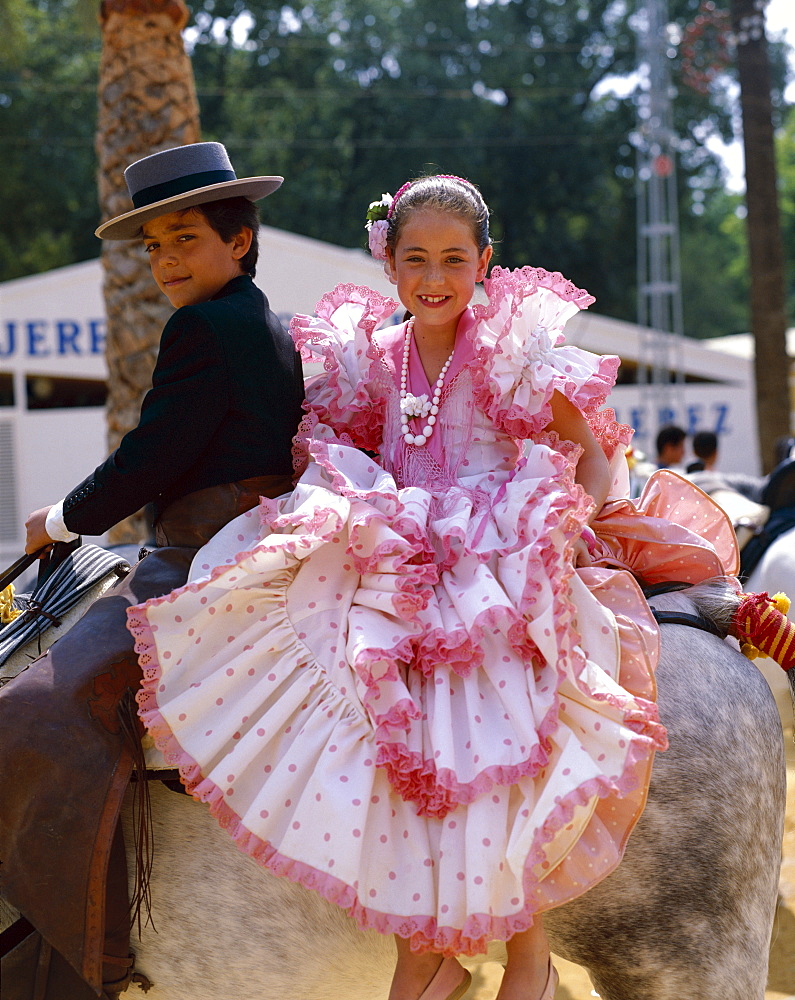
<box><xmin>290</xmin><ymin>283</ymin><xmax>399</xmax><ymax>453</ymax></box>
<box><xmin>469</xmin><ymin>265</ymin><xmax>620</xmax><ymax>441</ymax></box>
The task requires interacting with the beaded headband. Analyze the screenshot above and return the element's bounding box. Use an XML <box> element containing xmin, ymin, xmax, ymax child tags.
<box><xmin>387</xmin><ymin>175</ymin><xmax>476</xmax><ymax>219</ymax></box>
<box><xmin>365</xmin><ymin>175</ymin><xmax>480</xmax><ymax>262</ymax></box>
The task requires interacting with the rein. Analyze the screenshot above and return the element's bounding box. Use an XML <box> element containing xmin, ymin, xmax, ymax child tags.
<box><xmin>643</xmin><ymin>581</ymin><xmax>726</xmax><ymax>640</ymax></box>
<box><xmin>650</xmin><ymin>609</ymin><xmax>724</xmax><ymax>638</ymax></box>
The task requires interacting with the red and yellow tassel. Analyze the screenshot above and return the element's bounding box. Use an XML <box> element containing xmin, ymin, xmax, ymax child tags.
<box><xmin>732</xmin><ymin>591</ymin><xmax>795</xmax><ymax>671</ymax></box>
<box><xmin>0</xmin><ymin>584</ymin><xmax>22</xmax><ymax>625</ymax></box>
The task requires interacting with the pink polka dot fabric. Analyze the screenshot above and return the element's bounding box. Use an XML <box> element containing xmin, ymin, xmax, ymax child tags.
<box><xmin>127</xmin><ymin>270</ymin><xmax>737</xmax><ymax>957</ymax></box>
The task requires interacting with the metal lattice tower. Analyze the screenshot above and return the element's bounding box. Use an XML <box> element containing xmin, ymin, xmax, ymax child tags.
<box><xmin>634</xmin><ymin>0</ymin><xmax>686</xmax><ymax>432</ymax></box>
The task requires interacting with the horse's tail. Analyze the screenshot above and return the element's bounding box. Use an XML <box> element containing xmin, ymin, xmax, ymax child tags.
<box><xmin>672</xmin><ymin>576</ymin><xmax>741</xmax><ymax>638</ymax></box>
<box><xmin>684</xmin><ymin>576</ymin><xmax>795</xmax><ymax>702</ymax></box>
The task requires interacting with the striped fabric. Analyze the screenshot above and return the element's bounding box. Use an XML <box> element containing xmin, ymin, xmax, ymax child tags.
<box><xmin>734</xmin><ymin>591</ymin><xmax>795</xmax><ymax>672</ymax></box>
<box><xmin>0</xmin><ymin>545</ymin><xmax>130</xmax><ymax>667</ymax></box>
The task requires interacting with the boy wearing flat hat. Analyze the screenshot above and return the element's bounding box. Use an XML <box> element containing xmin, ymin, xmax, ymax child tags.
<box><xmin>1</xmin><ymin>143</ymin><xmax>305</xmax><ymax>999</ymax></box>
<box><xmin>26</xmin><ymin>141</ymin><xmax>302</xmax><ymax>548</ymax></box>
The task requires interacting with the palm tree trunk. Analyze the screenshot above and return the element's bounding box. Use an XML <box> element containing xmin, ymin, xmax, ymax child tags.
<box><xmin>731</xmin><ymin>0</ymin><xmax>790</xmax><ymax>474</ymax></box>
<box><xmin>96</xmin><ymin>0</ymin><xmax>201</xmax><ymax>543</ymax></box>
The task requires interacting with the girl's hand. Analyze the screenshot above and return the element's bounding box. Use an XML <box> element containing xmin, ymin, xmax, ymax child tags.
<box><xmin>24</xmin><ymin>507</ymin><xmax>54</xmax><ymax>555</ymax></box>
<box><xmin>574</xmin><ymin>524</ymin><xmax>598</xmax><ymax>567</ymax></box>
<box><xmin>573</xmin><ymin>536</ymin><xmax>592</xmax><ymax>567</ymax></box>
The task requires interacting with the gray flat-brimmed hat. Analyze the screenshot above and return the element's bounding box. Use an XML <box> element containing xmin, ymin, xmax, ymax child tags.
<box><xmin>96</xmin><ymin>142</ymin><xmax>283</xmax><ymax>240</ymax></box>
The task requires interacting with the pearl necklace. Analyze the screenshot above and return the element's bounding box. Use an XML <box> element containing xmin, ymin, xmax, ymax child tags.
<box><xmin>399</xmin><ymin>318</ymin><xmax>455</xmax><ymax>447</ymax></box>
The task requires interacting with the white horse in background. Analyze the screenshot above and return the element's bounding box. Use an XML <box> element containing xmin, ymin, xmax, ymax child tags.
<box><xmin>744</xmin><ymin>537</ymin><xmax>795</xmax><ymax>731</ymax></box>
<box><xmin>3</xmin><ymin>570</ymin><xmax>786</xmax><ymax>1000</ymax></box>
<box><xmin>696</xmin><ymin>480</ymin><xmax>795</xmax><ymax>732</ymax></box>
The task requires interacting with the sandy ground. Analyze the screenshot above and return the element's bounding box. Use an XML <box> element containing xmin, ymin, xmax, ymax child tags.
<box><xmin>464</xmin><ymin>729</ymin><xmax>795</xmax><ymax>1000</ymax></box>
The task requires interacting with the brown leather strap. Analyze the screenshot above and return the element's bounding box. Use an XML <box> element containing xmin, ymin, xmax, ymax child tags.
<box><xmin>0</xmin><ymin>921</ymin><xmax>108</xmax><ymax>1000</ymax></box>
<box><xmin>154</xmin><ymin>475</ymin><xmax>293</xmax><ymax>548</ymax></box>
<box><xmin>0</xmin><ymin>547</ymin><xmax>195</xmax><ymax>992</ymax></box>
<box><xmin>33</xmin><ymin>938</ymin><xmax>52</xmax><ymax>1000</ymax></box>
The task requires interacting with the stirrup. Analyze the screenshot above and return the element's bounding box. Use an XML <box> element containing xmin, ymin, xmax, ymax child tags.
<box><xmin>102</xmin><ymin>952</ymin><xmax>152</xmax><ymax>995</ymax></box>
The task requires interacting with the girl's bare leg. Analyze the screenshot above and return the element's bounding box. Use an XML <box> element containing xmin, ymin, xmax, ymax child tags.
<box><xmin>496</xmin><ymin>919</ymin><xmax>553</xmax><ymax>1000</ymax></box>
<box><xmin>387</xmin><ymin>936</ymin><xmax>444</xmax><ymax>1000</ymax></box>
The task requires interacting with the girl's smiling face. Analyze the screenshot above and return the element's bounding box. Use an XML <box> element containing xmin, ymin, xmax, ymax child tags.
<box><xmin>387</xmin><ymin>208</ymin><xmax>492</xmax><ymax>344</ymax></box>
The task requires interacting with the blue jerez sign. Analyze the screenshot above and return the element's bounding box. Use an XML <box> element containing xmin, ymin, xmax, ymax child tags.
<box><xmin>612</xmin><ymin>401</ymin><xmax>732</xmax><ymax>439</ymax></box>
<box><xmin>0</xmin><ymin>319</ymin><xmax>106</xmax><ymax>358</ymax></box>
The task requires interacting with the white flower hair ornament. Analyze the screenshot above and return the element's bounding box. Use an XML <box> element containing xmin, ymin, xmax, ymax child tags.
<box><xmin>365</xmin><ymin>193</ymin><xmax>396</xmax><ymax>282</ymax></box>
<box><xmin>365</xmin><ymin>193</ymin><xmax>392</xmax><ymax>258</ymax></box>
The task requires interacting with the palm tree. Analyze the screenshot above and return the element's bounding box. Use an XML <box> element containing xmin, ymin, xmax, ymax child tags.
<box><xmin>97</xmin><ymin>0</ymin><xmax>201</xmax><ymax>542</ymax></box>
<box><xmin>730</xmin><ymin>0</ymin><xmax>790</xmax><ymax>473</ymax></box>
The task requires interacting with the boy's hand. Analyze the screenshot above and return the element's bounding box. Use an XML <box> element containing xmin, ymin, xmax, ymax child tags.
<box><xmin>25</xmin><ymin>507</ymin><xmax>54</xmax><ymax>555</ymax></box>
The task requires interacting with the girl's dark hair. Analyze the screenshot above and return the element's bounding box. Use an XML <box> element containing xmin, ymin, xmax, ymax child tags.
<box><xmin>195</xmin><ymin>196</ymin><xmax>260</xmax><ymax>276</ymax></box>
<box><xmin>387</xmin><ymin>176</ymin><xmax>491</xmax><ymax>255</ymax></box>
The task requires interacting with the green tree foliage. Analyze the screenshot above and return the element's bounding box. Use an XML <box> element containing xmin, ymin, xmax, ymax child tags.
<box><xmin>0</xmin><ymin>0</ymin><xmax>28</xmax><ymax>57</ymax></box>
<box><xmin>0</xmin><ymin>0</ymin><xmax>101</xmax><ymax>279</ymax></box>
<box><xmin>777</xmin><ymin>105</ymin><xmax>795</xmax><ymax>320</ymax></box>
<box><xmin>681</xmin><ymin>187</ymin><xmax>750</xmax><ymax>338</ymax></box>
<box><xmin>1</xmin><ymin>0</ymin><xmax>790</xmax><ymax>338</ymax></box>
<box><xmin>188</xmin><ymin>0</ymin><xmax>783</xmax><ymax>328</ymax></box>
<box><xmin>189</xmin><ymin>0</ymin><xmax>644</xmax><ymax>318</ymax></box>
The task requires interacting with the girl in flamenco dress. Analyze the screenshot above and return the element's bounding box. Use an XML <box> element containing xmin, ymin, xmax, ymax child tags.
<box><xmin>127</xmin><ymin>175</ymin><xmax>741</xmax><ymax>1000</ymax></box>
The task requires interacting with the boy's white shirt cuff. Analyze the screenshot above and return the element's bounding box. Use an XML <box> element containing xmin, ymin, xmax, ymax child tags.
<box><xmin>45</xmin><ymin>501</ymin><xmax>79</xmax><ymax>543</ymax></box>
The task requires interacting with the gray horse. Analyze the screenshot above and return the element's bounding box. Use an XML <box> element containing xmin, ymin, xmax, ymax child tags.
<box><xmin>1</xmin><ymin>580</ymin><xmax>788</xmax><ymax>1000</ymax></box>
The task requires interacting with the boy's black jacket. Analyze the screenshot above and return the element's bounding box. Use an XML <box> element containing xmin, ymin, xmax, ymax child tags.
<box><xmin>62</xmin><ymin>274</ymin><xmax>305</xmax><ymax>535</ymax></box>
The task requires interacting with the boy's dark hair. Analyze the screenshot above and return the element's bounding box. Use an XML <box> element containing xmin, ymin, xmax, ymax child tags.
<box><xmin>195</xmin><ymin>196</ymin><xmax>260</xmax><ymax>276</ymax></box>
<box><xmin>692</xmin><ymin>430</ymin><xmax>718</xmax><ymax>461</ymax></box>
<box><xmin>656</xmin><ymin>424</ymin><xmax>686</xmax><ymax>456</ymax></box>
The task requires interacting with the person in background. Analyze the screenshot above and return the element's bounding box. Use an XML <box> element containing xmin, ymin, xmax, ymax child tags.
<box><xmin>655</xmin><ymin>424</ymin><xmax>686</xmax><ymax>469</ymax></box>
<box><xmin>774</xmin><ymin>435</ymin><xmax>795</xmax><ymax>467</ymax></box>
<box><xmin>686</xmin><ymin>430</ymin><xmax>718</xmax><ymax>474</ymax></box>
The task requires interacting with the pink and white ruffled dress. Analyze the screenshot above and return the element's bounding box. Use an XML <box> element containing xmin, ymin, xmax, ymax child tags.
<box><xmin>127</xmin><ymin>266</ymin><xmax>738</xmax><ymax>955</ymax></box>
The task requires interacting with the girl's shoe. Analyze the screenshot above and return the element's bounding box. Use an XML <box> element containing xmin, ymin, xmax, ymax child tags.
<box><xmin>539</xmin><ymin>958</ymin><xmax>559</xmax><ymax>1000</ymax></box>
<box><xmin>418</xmin><ymin>957</ymin><xmax>472</xmax><ymax>1000</ymax></box>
